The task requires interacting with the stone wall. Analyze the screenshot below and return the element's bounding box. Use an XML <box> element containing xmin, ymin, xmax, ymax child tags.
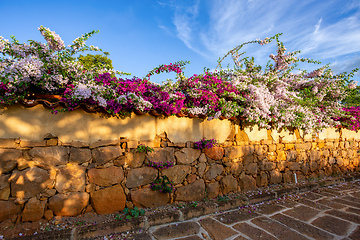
<box><xmin>0</xmin><ymin>105</ymin><xmax>359</xmax><ymax>223</ymax></box>
<box><xmin>0</xmin><ymin>132</ymin><xmax>360</xmax><ymax>223</ymax></box>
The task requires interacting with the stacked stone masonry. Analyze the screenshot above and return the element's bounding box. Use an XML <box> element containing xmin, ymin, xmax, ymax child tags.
<box><xmin>0</xmin><ymin>130</ymin><xmax>360</xmax><ymax>224</ymax></box>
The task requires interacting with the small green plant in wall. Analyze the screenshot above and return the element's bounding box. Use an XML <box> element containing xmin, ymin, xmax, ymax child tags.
<box><xmin>135</xmin><ymin>144</ymin><xmax>154</xmax><ymax>153</ymax></box>
<box><xmin>123</xmin><ymin>207</ymin><xmax>145</xmax><ymax>220</ymax></box>
<box><xmin>150</xmin><ymin>176</ymin><xmax>174</xmax><ymax>193</ymax></box>
<box><xmin>217</xmin><ymin>195</ymin><xmax>230</xmax><ymax>202</ymax></box>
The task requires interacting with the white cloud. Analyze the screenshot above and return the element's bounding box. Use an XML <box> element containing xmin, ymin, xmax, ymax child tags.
<box><xmin>314</xmin><ymin>18</ymin><xmax>322</xmax><ymax>33</ymax></box>
<box><xmin>167</xmin><ymin>0</ymin><xmax>360</xmax><ymax>79</ymax></box>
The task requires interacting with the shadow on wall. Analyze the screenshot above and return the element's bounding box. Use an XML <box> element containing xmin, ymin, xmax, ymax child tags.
<box><xmin>0</xmin><ymin>105</ymin><xmax>235</xmax><ymax>144</ymax></box>
<box><xmin>0</xmin><ymin>105</ymin><xmax>156</xmax><ymax>143</ymax></box>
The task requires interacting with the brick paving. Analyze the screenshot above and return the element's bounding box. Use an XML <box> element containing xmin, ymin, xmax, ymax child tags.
<box><xmin>8</xmin><ymin>178</ymin><xmax>360</xmax><ymax>240</ymax></box>
<box><xmin>143</xmin><ymin>180</ymin><xmax>360</xmax><ymax>240</ymax></box>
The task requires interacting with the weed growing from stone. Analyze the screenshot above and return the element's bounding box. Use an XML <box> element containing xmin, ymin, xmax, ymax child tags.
<box><xmin>75</xmin><ymin>221</ymin><xmax>85</xmax><ymax>226</ymax></box>
<box><xmin>135</xmin><ymin>144</ymin><xmax>154</xmax><ymax>153</ymax></box>
<box><xmin>217</xmin><ymin>195</ymin><xmax>230</xmax><ymax>202</ymax></box>
<box><xmin>150</xmin><ymin>176</ymin><xmax>174</xmax><ymax>193</ymax></box>
<box><xmin>177</xmin><ymin>203</ymin><xmax>186</xmax><ymax>209</ymax></box>
<box><xmin>123</xmin><ymin>207</ymin><xmax>145</xmax><ymax>220</ymax></box>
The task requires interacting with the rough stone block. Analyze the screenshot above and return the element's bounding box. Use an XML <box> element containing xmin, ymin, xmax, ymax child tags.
<box><xmin>89</xmin><ymin>139</ymin><xmax>120</xmax><ymax>149</ymax></box>
<box><xmin>206</xmin><ymin>182</ymin><xmax>220</xmax><ymax>199</ymax></box>
<box><xmin>61</xmin><ymin>141</ymin><xmax>89</xmax><ymax>148</ymax></box>
<box><xmin>276</xmin><ymin>151</ymin><xmax>286</xmax><ymax>161</ymax></box>
<box><xmin>126</xmin><ymin>167</ymin><xmax>158</xmax><ymax>188</ymax></box>
<box><xmin>152</xmin><ymin>221</ymin><xmax>200</xmax><ymax>240</ymax></box>
<box><xmin>204</xmin><ymin>164</ymin><xmax>223</xmax><ymax>180</ymax></box>
<box><xmin>29</xmin><ymin>146</ymin><xmax>69</xmax><ymax>166</ymax></box>
<box><xmin>127</xmin><ymin>140</ymin><xmax>138</xmax><ymax>149</ymax></box>
<box><xmin>288</xmin><ymin>162</ymin><xmax>300</xmax><ymax>171</ymax></box>
<box><xmin>309</xmin><ymin>150</ymin><xmax>321</xmax><ymax>161</ymax></box>
<box><xmin>0</xmin><ymin>200</ymin><xmax>20</xmax><ymax>222</ymax></box>
<box><xmin>0</xmin><ymin>139</ymin><xmax>18</xmax><ymax>149</ymax></box>
<box><xmin>20</xmin><ymin>140</ymin><xmax>46</xmax><ymax>148</ymax></box>
<box><xmin>10</xmin><ymin>167</ymin><xmax>50</xmax><ymax>199</ymax></box>
<box><xmin>230</xmin><ymin>162</ymin><xmax>243</xmax><ymax>176</ymax></box>
<box><xmin>286</xmin><ymin>150</ymin><xmax>297</xmax><ymax>161</ymax></box>
<box><xmin>55</xmin><ymin>164</ymin><xmax>86</xmax><ymax>193</ymax></box>
<box><xmin>245</xmin><ymin>162</ymin><xmax>258</xmax><ymax>175</ymax></box>
<box><xmin>277</xmin><ymin>161</ymin><xmax>286</xmax><ymax>171</ymax></box>
<box><xmin>197</xmin><ymin>162</ymin><xmax>207</xmax><ymax>178</ymax></box>
<box><xmin>0</xmin><ymin>149</ymin><xmax>22</xmax><ymax>174</ymax></box>
<box><xmin>256</xmin><ymin>173</ymin><xmax>268</xmax><ymax>187</ymax></box>
<box><xmin>270</xmin><ymin>170</ymin><xmax>282</xmax><ymax>184</ymax></box>
<box><xmin>92</xmin><ymin>146</ymin><xmax>123</xmax><ymax>165</ymax></box>
<box><xmin>260</xmin><ymin>161</ymin><xmax>276</xmax><ymax>171</ymax></box>
<box><xmin>124</xmin><ymin>152</ymin><xmax>145</xmax><ymax>168</ymax></box>
<box><xmin>90</xmin><ymin>184</ymin><xmax>126</xmax><ymax>215</ymax></box>
<box><xmin>88</xmin><ymin>166</ymin><xmax>124</xmax><ymax>187</ymax></box>
<box><xmin>225</xmin><ymin>146</ymin><xmax>253</xmax><ymax>160</ymax></box>
<box><xmin>69</xmin><ymin>148</ymin><xmax>91</xmax><ymax>164</ymax></box>
<box><xmin>204</xmin><ymin>146</ymin><xmax>224</xmax><ymax>160</ymax></box>
<box><xmin>162</xmin><ymin>165</ymin><xmax>191</xmax><ymax>184</ymax></box>
<box><xmin>175</xmin><ymin>179</ymin><xmax>205</xmax><ymax>201</ymax></box>
<box><xmin>175</xmin><ymin>148</ymin><xmax>200</xmax><ymax>165</ymax></box>
<box><xmin>221</xmin><ymin>175</ymin><xmax>238</xmax><ymax>194</ymax></box>
<box><xmin>21</xmin><ymin>197</ymin><xmax>46</xmax><ymax>222</ymax></box>
<box><xmin>283</xmin><ymin>171</ymin><xmax>293</xmax><ymax>183</ymax></box>
<box><xmin>147</xmin><ymin>148</ymin><xmax>175</xmax><ymax>164</ymax></box>
<box><xmin>240</xmin><ymin>175</ymin><xmax>256</xmax><ymax>191</ymax></box>
<box><xmin>49</xmin><ymin>192</ymin><xmax>89</xmax><ymax>216</ymax></box>
<box><xmin>199</xmin><ymin>218</ymin><xmax>238</xmax><ymax>240</ymax></box>
<box><xmin>131</xmin><ymin>188</ymin><xmax>169</xmax><ymax>208</ymax></box>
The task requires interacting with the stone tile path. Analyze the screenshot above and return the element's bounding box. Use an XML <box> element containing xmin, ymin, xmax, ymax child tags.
<box><xmin>109</xmin><ymin>180</ymin><xmax>360</xmax><ymax>240</ymax></box>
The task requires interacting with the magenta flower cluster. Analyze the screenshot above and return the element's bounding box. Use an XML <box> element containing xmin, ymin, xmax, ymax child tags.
<box><xmin>194</xmin><ymin>139</ymin><xmax>219</xmax><ymax>150</ymax></box>
<box><xmin>1</xmin><ymin>27</ymin><xmax>359</xmax><ymax>133</ymax></box>
<box><xmin>146</xmin><ymin>60</ymin><xmax>189</xmax><ymax>80</ymax></box>
<box><xmin>147</xmin><ymin>160</ymin><xmax>174</xmax><ymax>170</ymax></box>
<box><xmin>335</xmin><ymin>107</ymin><xmax>360</xmax><ymax>131</ymax></box>
<box><xmin>179</xmin><ymin>72</ymin><xmax>246</xmax><ymax>117</ymax></box>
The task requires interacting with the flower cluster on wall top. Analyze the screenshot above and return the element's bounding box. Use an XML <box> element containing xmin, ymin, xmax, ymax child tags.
<box><xmin>0</xmin><ymin>27</ymin><xmax>359</xmax><ymax>133</ymax></box>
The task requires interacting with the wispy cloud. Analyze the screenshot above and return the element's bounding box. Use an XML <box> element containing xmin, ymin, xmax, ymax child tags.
<box><xmin>167</xmin><ymin>0</ymin><xmax>360</xmax><ymax>76</ymax></box>
<box><xmin>314</xmin><ymin>18</ymin><xmax>322</xmax><ymax>33</ymax></box>
<box><xmin>172</xmin><ymin>0</ymin><xmax>209</xmax><ymax>57</ymax></box>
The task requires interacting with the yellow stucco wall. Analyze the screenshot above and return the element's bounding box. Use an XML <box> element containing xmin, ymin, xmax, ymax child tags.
<box><xmin>0</xmin><ymin>105</ymin><xmax>359</xmax><ymax>144</ymax></box>
<box><xmin>0</xmin><ymin>105</ymin><xmax>233</xmax><ymax>143</ymax></box>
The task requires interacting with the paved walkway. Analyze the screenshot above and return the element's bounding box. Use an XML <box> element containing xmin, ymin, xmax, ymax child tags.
<box><xmin>97</xmin><ymin>180</ymin><xmax>360</xmax><ymax>240</ymax></box>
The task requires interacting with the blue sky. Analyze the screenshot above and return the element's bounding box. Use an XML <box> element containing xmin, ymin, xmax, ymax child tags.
<box><xmin>1</xmin><ymin>0</ymin><xmax>360</xmax><ymax>83</ymax></box>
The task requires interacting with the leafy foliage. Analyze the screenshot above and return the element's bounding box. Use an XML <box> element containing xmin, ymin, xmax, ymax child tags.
<box><xmin>135</xmin><ymin>144</ymin><xmax>154</xmax><ymax>153</ymax></box>
<box><xmin>150</xmin><ymin>176</ymin><xmax>174</xmax><ymax>193</ymax></box>
<box><xmin>78</xmin><ymin>54</ymin><xmax>114</xmax><ymax>71</ymax></box>
<box><xmin>123</xmin><ymin>207</ymin><xmax>145</xmax><ymax>220</ymax></box>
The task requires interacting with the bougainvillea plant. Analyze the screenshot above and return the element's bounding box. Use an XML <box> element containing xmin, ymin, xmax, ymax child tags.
<box><xmin>335</xmin><ymin>106</ymin><xmax>360</xmax><ymax>131</ymax></box>
<box><xmin>194</xmin><ymin>139</ymin><xmax>219</xmax><ymax>150</ymax></box>
<box><xmin>147</xmin><ymin>160</ymin><xmax>174</xmax><ymax>170</ymax></box>
<box><xmin>1</xmin><ymin>27</ymin><xmax>359</xmax><ymax>134</ymax></box>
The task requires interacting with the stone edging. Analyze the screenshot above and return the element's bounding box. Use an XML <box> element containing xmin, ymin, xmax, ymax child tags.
<box><xmin>9</xmin><ymin>173</ymin><xmax>360</xmax><ymax>240</ymax></box>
